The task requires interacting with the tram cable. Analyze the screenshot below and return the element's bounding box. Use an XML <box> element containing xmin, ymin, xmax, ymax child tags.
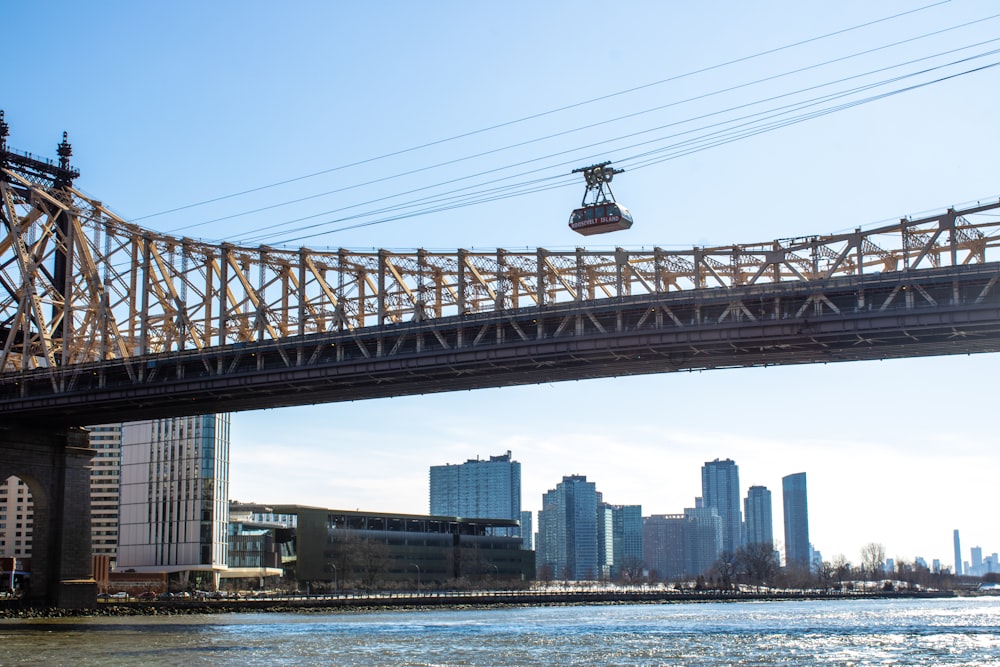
<box><xmin>202</xmin><ymin>37</ymin><xmax>1000</xmax><ymax>245</ymax></box>
<box><xmin>142</xmin><ymin>2</ymin><xmax>955</xmax><ymax>224</ymax></box>
<box><xmin>172</xmin><ymin>17</ymin><xmax>1000</xmax><ymax>239</ymax></box>
<box><xmin>193</xmin><ymin>35</ymin><xmax>1000</xmax><ymax>244</ymax></box>
<box><xmin>234</xmin><ymin>47</ymin><xmax>1000</xmax><ymax>246</ymax></box>
<box><xmin>239</xmin><ymin>55</ymin><xmax>999</xmax><ymax>246</ymax></box>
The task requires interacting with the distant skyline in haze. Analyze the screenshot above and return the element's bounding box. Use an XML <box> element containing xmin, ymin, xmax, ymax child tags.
<box><xmin>6</xmin><ymin>1</ymin><xmax>999</xmax><ymax>566</ymax></box>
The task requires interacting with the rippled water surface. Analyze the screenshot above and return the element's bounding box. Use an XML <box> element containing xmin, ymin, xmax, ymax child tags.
<box><xmin>2</xmin><ymin>597</ymin><xmax>999</xmax><ymax>666</ymax></box>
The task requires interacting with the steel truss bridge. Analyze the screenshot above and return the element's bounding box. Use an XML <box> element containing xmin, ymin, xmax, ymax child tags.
<box><xmin>3</xmin><ymin>127</ymin><xmax>1000</xmax><ymax>427</ymax></box>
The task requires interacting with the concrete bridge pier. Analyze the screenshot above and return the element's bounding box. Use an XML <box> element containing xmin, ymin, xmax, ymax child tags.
<box><xmin>0</xmin><ymin>425</ymin><xmax>96</xmax><ymax>608</ymax></box>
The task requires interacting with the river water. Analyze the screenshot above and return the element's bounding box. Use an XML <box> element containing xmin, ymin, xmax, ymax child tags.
<box><xmin>1</xmin><ymin>596</ymin><xmax>999</xmax><ymax>666</ymax></box>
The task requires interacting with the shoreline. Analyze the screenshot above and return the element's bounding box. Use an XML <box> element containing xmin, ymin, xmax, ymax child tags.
<box><xmin>0</xmin><ymin>588</ymin><xmax>959</xmax><ymax>619</ymax></box>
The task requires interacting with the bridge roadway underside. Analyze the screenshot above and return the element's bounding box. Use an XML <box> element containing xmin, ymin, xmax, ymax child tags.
<box><xmin>4</xmin><ymin>263</ymin><xmax>1000</xmax><ymax>427</ymax></box>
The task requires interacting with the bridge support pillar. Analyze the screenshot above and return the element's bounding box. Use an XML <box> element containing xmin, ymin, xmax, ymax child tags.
<box><xmin>0</xmin><ymin>425</ymin><xmax>96</xmax><ymax>608</ymax></box>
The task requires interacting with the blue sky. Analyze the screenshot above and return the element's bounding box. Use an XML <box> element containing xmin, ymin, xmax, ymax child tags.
<box><xmin>7</xmin><ymin>1</ymin><xmax>1000</xmax><ymax>568</ymax></box>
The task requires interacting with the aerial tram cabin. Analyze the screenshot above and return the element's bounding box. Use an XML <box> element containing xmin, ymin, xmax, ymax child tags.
<box><xmin>568</xmin><ymin>161</ymin><xmax>633</xmax><ymax>236</ymax></box>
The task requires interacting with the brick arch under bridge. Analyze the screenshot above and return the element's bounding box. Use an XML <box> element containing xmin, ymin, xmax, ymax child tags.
<box><xmin>0</xmin><ymin>427</ymin><xmax>96</xmax><ymax>607</ymax></box>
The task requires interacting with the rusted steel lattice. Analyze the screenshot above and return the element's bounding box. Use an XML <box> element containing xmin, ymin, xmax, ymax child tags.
<box><xmin>3</xmin><ymin>125</ymin><xmax>1000</xmax><ymax>375</ymax></box>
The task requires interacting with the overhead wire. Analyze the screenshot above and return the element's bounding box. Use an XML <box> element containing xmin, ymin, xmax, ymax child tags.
<box><xmin>231</xmin><ymin>38</ymin><xmax>1000</xmax><ymax>245</ymax></box>
<box><xmin>240</xmin><ymin>44</ymin><xmax>1000</xmax><ymax>245</ymax></box>
<box><xmin>173</xmin><ymin>12</ymin><xmax>1000</xmax><ymax>239</ymax></box>
<box><xmin>622</xmin><ymin>51</ymin><xmax>1000</xmax><ymax>169</ymax></box>
<box><xmin>144</xmin><ymin>1</ymin><xmax>953</xmax><ymax>225</ymax></box>
<box><xmin>232</xmin><ymin>47</ymin><xmax>999</xmax><ymax>250</ymax></box>
<box><xmin>282</xmin><ymin>56</ymin><xmax>1000</xmax><ymax>245</ymax></box>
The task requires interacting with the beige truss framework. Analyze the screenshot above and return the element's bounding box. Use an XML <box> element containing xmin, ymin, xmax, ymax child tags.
<box><xmin>2</xmin><ymin>168</ymin><xmax>999</xmax><ymax>373</ymax></box>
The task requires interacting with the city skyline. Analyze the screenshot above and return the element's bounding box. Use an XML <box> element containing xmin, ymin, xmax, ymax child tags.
<box><xmin>6</xmin><ymin>2</ymin><xmax>1000</xmax><ymax>568</ymax></box>
<box><xmin>234</xmin><ymin>392</ymin><xmax>1000</xmax><ymax>576</ymax></box>
<box><xmin>2</xmin><ymin>438</ymin><xmax>997</xmax><ymax>581</ymax></box>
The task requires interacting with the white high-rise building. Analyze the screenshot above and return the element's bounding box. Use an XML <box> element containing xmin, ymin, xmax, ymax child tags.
<box><xmin>0</xmin><ymin>476</ymin><xmax>33</xmax><ymax>558</ymax></box>
<box><xmin>89</xmin><ymin>424</ymin><xmax>123</xmax><ymax>558</ymax></box>
<box><xmin>118</xmin><ymin>415</ymin><xmax>231</xmax><ymax>588</ymax></box>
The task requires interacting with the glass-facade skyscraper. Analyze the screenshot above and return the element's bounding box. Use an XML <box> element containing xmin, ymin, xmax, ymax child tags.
<box><xmin>536</xmin><ymin>475</ymin><xmax>598</xmax><ymax>581</ymax></box>
<box><xmin>642</xmin><ymin>514</ymin><xmax>687</xmax><ymax>580</ymax></box>
<box><xmin>428</xmin><ymin>451</ymin><xmax>521</xmax><ymax>537</ymax></box>
<box><xmin>118</xmin><ymin>414</ymin><xmax>231</xmax><ymax>588</ymax></box>
<box><xmin>598</xmin><ymin>503</ymin><xmax>643</xmax><ymax>580</ymax></box>
<box><xmin>519</xmin><ymin>511</ymin><xmax>533</xmax><ymax>550</ymax></box>
<box><xmin>954</xmin><ymin>529</ymin><xmax>963</xmax><ymax>576</ymax></box>
<box><xmin>701</xmin><ymin>458</ymin><xmax>742</xmax><ymax>555</ymax></box>
<box><xmin>782</xmin><ymin>472</ymin><xmax>810</xmax><ymax>570</ymax></box>
<box><xmin>743</xmin><ymin>485</ymin><xmax>773</xmax><ymax>548</ymax></box>
<box><xmin>684</xmin><ymin>504</ymin><xmax>723</xmax><ymax>576</ymax></box>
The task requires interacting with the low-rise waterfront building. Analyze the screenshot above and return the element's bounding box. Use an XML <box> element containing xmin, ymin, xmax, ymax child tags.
<box><xmin>267</xmin><ymin>505</ymin><xmax>533</xmax><ymax>588</ymax></box>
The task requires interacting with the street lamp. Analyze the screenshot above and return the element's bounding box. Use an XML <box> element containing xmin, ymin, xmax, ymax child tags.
<box><xmin>328</xmin><ymin>563</ymin><xmax>337</xmax><ymax>593</ymax></box>
<box><xmin>410</xmin><ymin>563</ymin><xmax>421</xmax><ymax>592</ymax></box>
<box><xmin>488</xmin><ymin>563</ymin><xmax>499</xmax><ymax>588</ymax></box>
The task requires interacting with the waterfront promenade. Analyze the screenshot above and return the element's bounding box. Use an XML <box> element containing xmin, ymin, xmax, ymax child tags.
<box><xmin>1</xmin><ymin>586</ymin><xmax>957</xmax><ymax>618</ymax></box>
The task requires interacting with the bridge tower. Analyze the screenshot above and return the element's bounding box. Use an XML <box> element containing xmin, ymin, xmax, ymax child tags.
<box><xmin>0</xmin><ymin>427</ymin><xmax>96</xmax><ymax>607</ymax></box>
<box><xmin>0</xmin><ymin>114</ymin><xmax>97</xmax><ymax>607</ymax></box>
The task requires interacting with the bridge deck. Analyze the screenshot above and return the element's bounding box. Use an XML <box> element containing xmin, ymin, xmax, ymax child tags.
<box><xmin>3</xmin><ymin>262</ymin><xmax>999</xmax><ymax>426</ymax></box>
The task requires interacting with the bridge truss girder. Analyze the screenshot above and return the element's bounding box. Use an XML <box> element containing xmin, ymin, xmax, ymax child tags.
<box><xmin>4</xmin><ymin>261</ymin><xmax>1000</xmax><ymax>426</ymax></box>
<box><xmin>2</xmin><ymin>167</ymin><xmax>1000</xmax><ymax>382</ymax></box>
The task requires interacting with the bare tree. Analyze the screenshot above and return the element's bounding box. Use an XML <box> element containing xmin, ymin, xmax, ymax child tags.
<box><xmin>709</xmin><ymin>551</ymin><xmax>737</xmax><ymax>589</ymax></box>
<box><xmin>831</xmin><ymin>554</ymin><xmax>851</xmax><ymax>587</ymax></box>
<box><xmin>328</xmin><ymin>534</ymin><xmax>361</xmax><ymax>588</ymax></box>
<box><xmin>330</xmin><ymin>535</ymin><xmax>389</xmax><ymax>590</ymax></box>
<box><xmin>357</xmin><ymin>538</ymin><xmax>390</xmax><ymax>590</ymax></box>
<box><xmin>861</xmin><ymin>542</ymin><xmax>886</xmax><ymax>586</ymax></box>
<box><xmin>817</xmin><ymin>560</ymin><xmax>837</xmax><ymax>589</ymax></box>
<box><xmin>735</xmin><ymin>543</ymin><xmax>779</xmax><ymax>590</ymax></box>
<box><xmin>616</xmin><ymin>556</ymin><xmax>645</xmax><ymax>583</ymax></box>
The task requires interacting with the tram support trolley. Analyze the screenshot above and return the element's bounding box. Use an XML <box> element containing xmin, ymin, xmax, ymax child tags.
<box><xmin>568</xmin><ymin>161</ymin><xmax>634</xmax><ymax>236</ymax></box>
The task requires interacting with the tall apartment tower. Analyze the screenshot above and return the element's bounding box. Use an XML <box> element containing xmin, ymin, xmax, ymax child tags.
<box><xmin>971</xmin><ymin>546</ymin><xmax>984</xmax><ymax>575</ymax></box>
<box><xmin>684</xmin><ymin>505</ymin><xmax>723</xmax><ymax>576</ymax></box>
<box><xmin>429</xmin><ymin>451</ymin><xmax>521</xmax><ymax>537</ymax></box>
<box><xmin>536</xmin><ymin>475</ymin><xmax>598</xmax><ymax>581</ymax></box>
<box><xmin>743</xmin><ymin>485</ymin><xmax>774</xmax><ymax>548</ymax></box>
<box><xmin>642</xmin><ymin>514</ymin><xmax>688</xmax><ymax>580</ymax></box>
<box><xmin>782</xmin><ymin>472</ymin><xmax>810</xmax><ymax>570</ymax></box>
<box><xmin>701</xmin><ymin>458</ymin><xmax>742</xmax><ymax>555</ymax></box>
<box><xmin>89</xmin><ymin>424</ymin><xmax>124</xmax><ymax>558</ymax></box>
<box><xmin>953</xmin><ymin>529</ymin><xmax>963</xmax><ymax>576</ymax></box>
<box><xmin>118</xmin><ymin>415</ymin><xmax>231</xmax><ymax>589</ymax></box>
<box><xmin>0</xmin><ymin>477</ymin><xmax>33</xmax><ymax>558</ymax></box>
<box><xmin>598</xmin><ymin>503</ymin><xmax>643</xmax><ymax>580</ymax></box>
<box><xmin>519</xmin><ymin>511</ymin><xmax>533</xmax><ymax>550</ymax></box>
